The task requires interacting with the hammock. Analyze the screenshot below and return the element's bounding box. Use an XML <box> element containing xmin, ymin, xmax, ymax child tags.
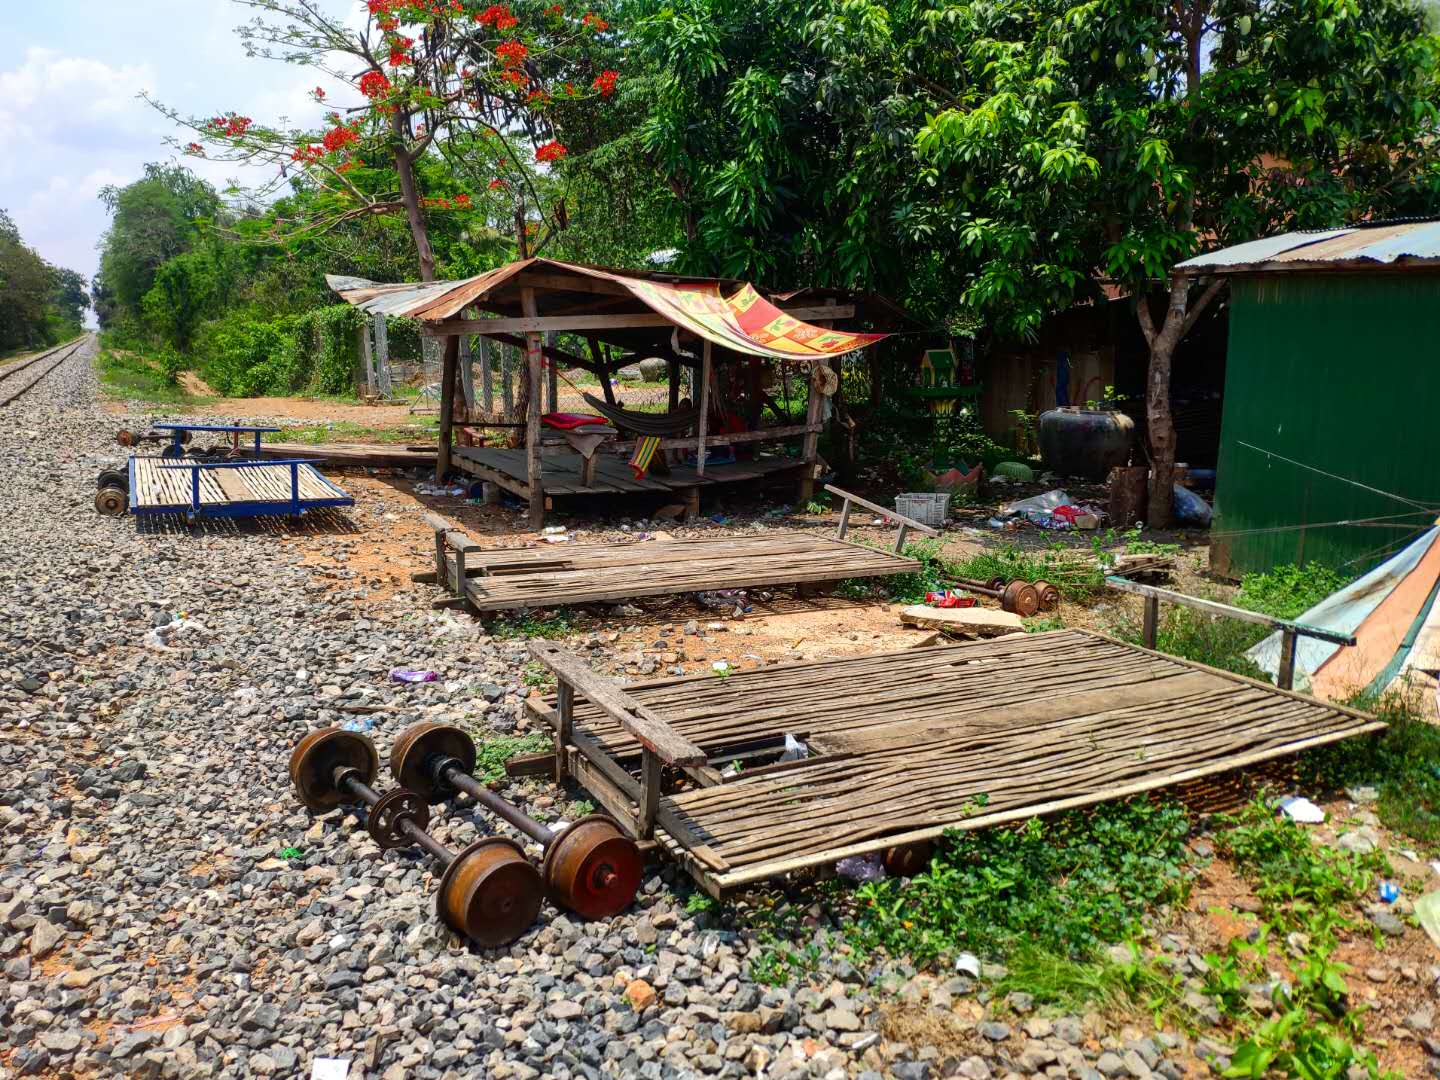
<box><xmin>581</xmin><ymin>393</ymin><xmax>699</xmax><ymax>436</ymax></box>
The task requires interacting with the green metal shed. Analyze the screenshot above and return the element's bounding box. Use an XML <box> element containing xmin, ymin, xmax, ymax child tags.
<box><xmin>1176</xmin><ymin>221</ymin><xmax>1440</xmax><ymax>578</ymax></box>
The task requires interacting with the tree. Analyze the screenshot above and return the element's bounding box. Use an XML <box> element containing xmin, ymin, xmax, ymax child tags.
<box><xmin>0</xmin><ymin>210</ymin><xmax>87</xmax><ymax>351</ymax></box>
<box><xmin>633</xmin><ymin>0</ymin><xmax>1440</xmax><ymax>523</ymax></box>
<box><xmin>909</xmin><ymin>0</ymin><xmax>1440</xmax><ymax>522</ymax></box>
<box><xmin>98</xmin><ymin>163</ymin><xmax>221</xmax><ymax>320</ymax></box>
<box><xmin>154</xmin><ymin>0</ymin><xmax>624</xmax><ymax>281</ymax></box>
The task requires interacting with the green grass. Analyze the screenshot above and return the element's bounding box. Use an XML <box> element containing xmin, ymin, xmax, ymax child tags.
<box><xmin>261</xmin><ymin>418</ymin><xmax>439</xmax><ymax>445</ymax></box>
<box><xmin>1112</xmin><ymin>562</ymin><xmax>1353</xmax><ymax>680</ymax></box>
<box><xmin>950</xmin><ymin>543</ymin><xmax>1107</xmax><ymax>601</ymax></box>
<box><xmin>841</xmin><ymin>798</ymin><xmax>1193</xmax><ymax>967</ymax></box>
<box><xmin>467</xmin><ymin>731</ymin><xmax>554</xmax><ymax>783</ymax></box>
<box><xmin>490</xmin><ymin>610</ymin><xmax>579</xmax><ymax>641</ymax></box>
<box><xmin>95</xmin><ymin>348</ymin><xmax>209</xmax><ymax>409</ymax></box>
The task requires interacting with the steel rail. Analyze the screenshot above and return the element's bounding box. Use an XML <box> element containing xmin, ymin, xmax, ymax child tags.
<box><xmin>0</xmin><ymin>334</ymin><xmax>89</xmax><ymax>407</ymax></box>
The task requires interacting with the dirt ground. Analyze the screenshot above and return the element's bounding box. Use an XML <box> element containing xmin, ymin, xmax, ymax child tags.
<box><xmin>268</xmin><ymin>455</ymin><xmax>1433</xmax><ymax>1077</ymax></box>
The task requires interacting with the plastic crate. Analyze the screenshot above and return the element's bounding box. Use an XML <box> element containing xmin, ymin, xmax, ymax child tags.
<box><xmin>895</xmin><ymin>492</ymin><xmax>950</xmax><ymax>527</ymax></box>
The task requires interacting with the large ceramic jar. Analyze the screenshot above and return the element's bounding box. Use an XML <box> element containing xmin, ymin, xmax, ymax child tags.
<box><xmin>1037</xmin><ymin>407</ymin><xmax>1135</xmax><ymax>480</ymax></box>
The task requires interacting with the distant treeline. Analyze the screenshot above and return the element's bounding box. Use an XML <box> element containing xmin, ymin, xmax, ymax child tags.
<box><xmin>0</xmin><ymin>210</ymin><xmax>87</xmax><ymax>354</ymax></box>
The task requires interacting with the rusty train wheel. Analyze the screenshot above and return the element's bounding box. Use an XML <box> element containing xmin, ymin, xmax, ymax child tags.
<box><xmin>1034</xmin><ymin>580</ymin><xmax>1061</xmax><ymax>612</ymax></box>
<box><xmin>436</xmin><ymin>837</ymin><xmax>543</xmax><ymax>948</ymax></box>
<box><xmin>389</xmin><ymin>721</ymin><xmax>477</xmax><ymax>803</ymax></box>
<box><xmin>882</xmin><ymin>841</ymin><xmax>935</xmax><ymax>878</ymax></box>
<box><xmin>94</xmin><ymin>487</ymin><xmax>127</xmax><ymax>517</ymax></box>
<box><xmin>985</xmin><ymin>577</ymin><xmax>1006</xmax><ymax>592</ymax></box>
<box><xmin>542</xmin><ymin>816</ymin><xmax>644</xmax><ymax>920</ymax></box>
<box><xmin>1000</xmin><ymin>580</ymin><xmax>1041</xmax><ymax>617</ymax></box>
<box><xmin>367</xmin><ymin>789</ymin><xmax>430</xmax><ymax>850</ymax></box>
<box><xmin>288</xmin><ymin>727</ymin><xmax>379</xmax><ymax>812</ymax></box>
<box><xmin>116</xmin><ymin>429</ymin><xmax>136</xmax><ymax>447</ymax></box>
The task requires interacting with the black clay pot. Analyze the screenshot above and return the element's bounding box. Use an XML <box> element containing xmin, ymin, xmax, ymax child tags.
<box><xmin>1037</xmin><ymin>407</ymin><xmax>1135</xmax><ymax>480</ymax></box>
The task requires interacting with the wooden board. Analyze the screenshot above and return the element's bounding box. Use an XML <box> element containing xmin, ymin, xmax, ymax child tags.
<box><xmin>258</xmin><ymin>442</ymin><xmax>438</xmax><ymax>468</ymax></box>
<box><xmin>526</xmin><ymin>629</ymin><xmax>1384</xmax><ymax>896</ymax></box>
<box><xmin>448</xmin><ymin>530</ymin><xmax>920</xmax><ymax>611</ymax></box>
<box><xmin>451</xmin><ymin>445</ymin><xmax>803</xmax><ymax>498</ymax></box>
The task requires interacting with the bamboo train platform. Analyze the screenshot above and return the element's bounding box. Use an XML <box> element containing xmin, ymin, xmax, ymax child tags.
<box><xmin>128</xmin><ymin>455</ymin><xmax>354</xmax><ymax>520</ymax></box>
<box><xmin>427</xmin><ymin>530</ymin><xmax>921</xmax><ymax>612</ymax></box>
<box><xmin>525</xmin><ymin>629</ymin><xmax>1385</xmax><ymax>897</ymax></box>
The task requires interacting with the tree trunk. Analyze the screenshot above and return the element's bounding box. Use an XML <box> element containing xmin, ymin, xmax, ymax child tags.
<box><xmin>391</xmin><ymin>127</ymin><xmax>436</xmax><ymax>282</ymax></box>
<box><xmin>1136</xmin><ymin>274</ymin><xmax>1224</xmax><ymax>529</ymax></box>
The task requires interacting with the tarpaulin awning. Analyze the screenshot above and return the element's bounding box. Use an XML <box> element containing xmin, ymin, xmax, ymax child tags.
<box><xmin>327</xmin><ymin>258</ymin><xmax>889</xmax><ymax>362</ymax></box>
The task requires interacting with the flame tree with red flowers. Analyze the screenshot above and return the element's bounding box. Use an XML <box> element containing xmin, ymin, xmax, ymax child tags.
<box><xmin>149</xmin><ymin>0</ymin><xmax>622</xmax><ymax>281</ymax></box>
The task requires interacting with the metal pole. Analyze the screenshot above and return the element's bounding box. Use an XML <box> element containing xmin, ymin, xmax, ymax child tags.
<box><xmin>440</xmin><ymin>764</ymin><xmax>555</xmax><ymax>846</ymax></box>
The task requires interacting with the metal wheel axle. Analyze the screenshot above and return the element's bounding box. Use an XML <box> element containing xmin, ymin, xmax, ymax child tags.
<box><xmin>390</xmin><ymin>721</ymin><xmax>644</xmax><ymax>919</ymax></box>
<box><xmin>288</xmin><ymin>727</ymin><xmax>542</xmax><ymax>947</ymax></box>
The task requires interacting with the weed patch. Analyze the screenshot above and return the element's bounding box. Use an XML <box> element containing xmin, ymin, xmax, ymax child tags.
<box><xmin>264</xmin><ymin>419</ymin><xmax>439</xmax><ymax>446</ymax></box>
<box><xmin>842</xmin><ymin>799</ymin><xmax>1192</xmax><ymax>968</ymax></box>
<box><xmin>489</xmin><ymin>610</ymin><xmax>579</xmax><ymax>641</ymax></box>
<box><xmin>466</xmin><ymin>731</ymin><xmax>553</xmax><ymax>783</ymax></box>
<box><xmin>96</xmin><ymin>348</ymin><xmax>207</xmax><ymax>408</ymax></box>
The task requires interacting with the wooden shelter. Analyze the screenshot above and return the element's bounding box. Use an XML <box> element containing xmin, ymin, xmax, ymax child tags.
<box><xmin>329</xmin><ymin>260</ymin><xmax>903</xmax><ymax>527</ymax></box>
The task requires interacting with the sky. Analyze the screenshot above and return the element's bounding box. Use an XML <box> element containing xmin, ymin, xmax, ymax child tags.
<box><xmin>0</xmin><ymin>1</ymin><xmax>363</xmax><ymax>297</ymax></box>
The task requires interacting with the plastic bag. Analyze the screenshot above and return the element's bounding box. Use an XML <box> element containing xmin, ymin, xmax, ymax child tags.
<box><xmin>390</xmin><ymin>669</ymin><xmax>438</xmax><ymax>684</ymax></box>
<box><xmin>835</xmin><ymin>852</ymin><xmax>887</xmax><ymax>882</ymax></box>
<box><xmin>779</xmin><ymin>734</ymin><xmax>809</xmax><ymax>762</ymax></box>
<box><xmin>1172</xmin><ymin>484</ymin><xmax>1213</xmax><ymax>526</ymax></box>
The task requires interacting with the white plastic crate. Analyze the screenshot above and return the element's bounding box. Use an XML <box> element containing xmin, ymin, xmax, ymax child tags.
<box><xmin>895</xmin><ymin>492</ymin><xmax>949</xmax><ymax>527</ymax></box>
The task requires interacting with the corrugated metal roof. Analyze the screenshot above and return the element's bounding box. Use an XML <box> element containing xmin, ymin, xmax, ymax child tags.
<box><xmin>1177</xmin><ymin>220</ymin><xmax>1440</xmax><ymax>274</ymax></box>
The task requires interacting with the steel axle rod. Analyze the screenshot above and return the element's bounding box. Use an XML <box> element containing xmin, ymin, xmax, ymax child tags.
<box><xmin>289</xmin><ymin>727</ymin><xmax>543</xmax><ymax>947</ymax></box>
<box><xmin>390</xmin><ymin>721</ymin><xmax>644</xmax><ymax>919</ymax></box>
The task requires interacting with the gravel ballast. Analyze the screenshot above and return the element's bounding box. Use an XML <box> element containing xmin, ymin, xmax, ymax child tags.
<box><xmin>2</xmin><ymin>347</ymin><xmax>1205</xmax><ymax>1079</ymax></box>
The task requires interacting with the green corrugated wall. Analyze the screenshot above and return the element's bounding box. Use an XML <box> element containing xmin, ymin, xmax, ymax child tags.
<box><xmin>1211</xmin><ymin>271</ymin><xmax>1440</xmax><ymax>577</ymax></box>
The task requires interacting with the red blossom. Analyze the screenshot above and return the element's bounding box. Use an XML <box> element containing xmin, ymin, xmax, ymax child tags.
<box><xmin>488</xmin><ymin>178</ymin><xmax>509</xmax><ymax>190</ymax></box>
<box><xmin>535</xmin><ymin>140</ymin><xmax>567</xmax><ymax>163</ymax></box>
<box><xmin>581</xmin><ymin>11</ymin><xmax>609</xmax><ymax>30</ymax></box>
<box><xmin>312</xmin><ymin>86</ymin><xmax>326</xmax><ymax>100</ymax></box>
<box><xmin>501</xmin><ymin>69</ymin><xmax>527</xmax><ymax>88</ymax></box>
<box><xmin>291</xmin><ymin>144</ymin><xmax>324</xmax><ymax>164</ymax></box>
<box><xmin>496</xmin><ymin>40</ymin><xmax>528</xmax><ymax>67</ymax></box>
<box><xmin>545</xmin><ymin>3</ymin><xmax>564</xmax><ymax>13</ymax></box>
<box><xmin>206</xmin><ymin>113</ymin><xmax>253</xmax><ymax>137</ymax></box>
<box><xmin>359</xmin><ymin>70</ymin><xmax>392</xmax><ymax>98</ymax></box>
<box><xmin>527</xmin><ymin>88</ymin><xmax>551</xmax><ymax>105</ymax></box>
<box><xmin>592</xmin><ymin>69</ymin><xmax>618</xmax><ymax>96</ymax></box>
<box><xmin>322</xmin><ymin>125</ymin><xmax>361</xmax><ymax>153</ymax></box>
<box><xmin>475</xmin><ymin>4</ymin><xmax>517</xmax><ymax>29</ymax></box>
<box><xmin>184</xmin><ymin>142</ymin><xmax>205</xmax><ymax>155</ymax></box>
<box><xmin>453</xmin><ymin>193</ymin><xmax>472</xmax><ymax>208</ymax></box>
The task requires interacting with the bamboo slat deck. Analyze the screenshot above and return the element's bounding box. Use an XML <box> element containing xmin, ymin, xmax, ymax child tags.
<box><xmin>452</xmin><ymin>445</ymin><xmax>803</xmax><ymax>497</ymax></box>
<box><xmin>130</xmin><ymin>456</ymin><xmax>352</xmax><ymax>515</ymax></box>
<box><xmin>529</xmin><ymin>629</ymin><xmax>1385</xmax><ymax>896</ymax></box>
<box><xmin>454</xmin><ymin>531</ymin><xmax>920</xmax><ymax>611</ymax></box>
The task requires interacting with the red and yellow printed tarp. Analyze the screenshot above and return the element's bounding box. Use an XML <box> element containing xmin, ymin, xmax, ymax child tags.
<box><xmin>619</xmin><ymin>279</ymin><xmax>887</xmax><ymax>361</ymax></box>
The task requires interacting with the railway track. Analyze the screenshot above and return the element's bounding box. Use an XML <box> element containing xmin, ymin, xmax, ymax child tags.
<box><xmin>0</xmin><ymin>334</ymin><xmax>90</xmax><ymax>407</ymax></box>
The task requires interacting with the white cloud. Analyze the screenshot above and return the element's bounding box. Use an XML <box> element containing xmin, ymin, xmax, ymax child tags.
<box><xmin>0</xmin><ymin>2</ymin><xmax>368</xmax><ymax>289</ymax></box>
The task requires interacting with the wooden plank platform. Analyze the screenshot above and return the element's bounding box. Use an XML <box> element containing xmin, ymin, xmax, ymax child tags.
<box><xmin>451</xmin><ymin>531</ymin><xmax>920</xmax><ymax>611</ymax></box>
<box><xmin>452</xmin><ymin>445</ymin><xmax>803</xmax><ymax>498</ymax></box>
<box><xmin>258</xmin><ymin>442</ymin><xmax>438</xmax><ymax>468</ymax></box>
<box><xmin>130</xmin><ymin>456</ymin><xmax>353</xmax><ymax>517</ymax></box>
<box><xmin>528</xmin><ymin>630</ymin><xmax>1385</xmax><ymax>896</ymax></box>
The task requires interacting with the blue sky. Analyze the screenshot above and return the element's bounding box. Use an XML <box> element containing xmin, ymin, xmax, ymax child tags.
<box><xmin>0</xmin><ymin>1</ymin><xmax>358</xmax><ymax>291</ymax></box>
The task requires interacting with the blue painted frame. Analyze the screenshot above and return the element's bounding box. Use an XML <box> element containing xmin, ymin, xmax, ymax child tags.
<box><xmin>130</xmin><ymin>458</ymin><xmax>354</xmax><ymax>521</ymax></box>
<box><xmin>150</xmin><ymin>423</ymin><xmax>282</xmax><ymax>457</ymax></box>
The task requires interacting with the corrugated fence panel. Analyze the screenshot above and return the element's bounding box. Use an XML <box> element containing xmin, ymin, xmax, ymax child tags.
<box><xmin>1212</xmin><ymin>272</ymin><xmax>1440</xmax><ymax>577</ymax></box>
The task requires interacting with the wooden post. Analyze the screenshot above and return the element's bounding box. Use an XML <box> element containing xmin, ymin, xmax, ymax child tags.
<box><xmin>836</xmin><ymin>494</ymin><xmax>852</xmax><ymax>540</ymax></box>
<box><xmin>436</xmin><ymin>334</ymin><xmax>459</xmax><ymax>483</ymax></box>
<box><xmin>696</xmin><ymin>340</ymin><xmax>712</xmax><ymax>477</ymax></box>
<box><xmin>554</xmin><ymin>681</ymin><xmax>574</xmax><ymax>785</ymax></box>
<box><xmin>546</xmin><ymin>330</ymin><xmax>558</xmax><ymax>412</ymax></box>
<box><xmin>667</xmin><ymin>357</ymin><xmax>681</xmax><ymax>411</ymax></box>
<box><xmin>373</xmin><ymin>313</ymin><xmax>391</xmax><ymax>398</ymax></box>
<box><xmin>798</xmin><ymin>360</ymin><xmax>827</xmax><ymax>502</ymax></box>
<box><xmin>1142</xmin><ymin>595</ymin><xmax>1160</xmax><ymax>650</ymax></box>
<box><xmin>522</xmin><ymin>288</ymin><xmax>545</xmax><ymax>530</ymax></box>
<box><xmin>359</xmin><ymin>322</ymin><xmax>375</xmax><ymax>396</ymax></box>
<box><xmin>502</xmin><ymin>342</ymin><xmax>515</xmax><ymax>418</ymax></box>
<box><xmin>1277</xmin><ymin>628</ymin><xmax>1298</xmax><ymax>691</ymax></box>
<box><xmin>478</xmin><ymin>336</ymin><xmax>493</xmax><ymax>414</ymax></box>
<box><xmin>458</xmin><ymin>333</ymin><xmax>475</xmax><ymax>412</ymax></box>
<box><xmin>638</xmin><ymin>749</ymin><xmax>662</xmax><ymax>839</ymax></box>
